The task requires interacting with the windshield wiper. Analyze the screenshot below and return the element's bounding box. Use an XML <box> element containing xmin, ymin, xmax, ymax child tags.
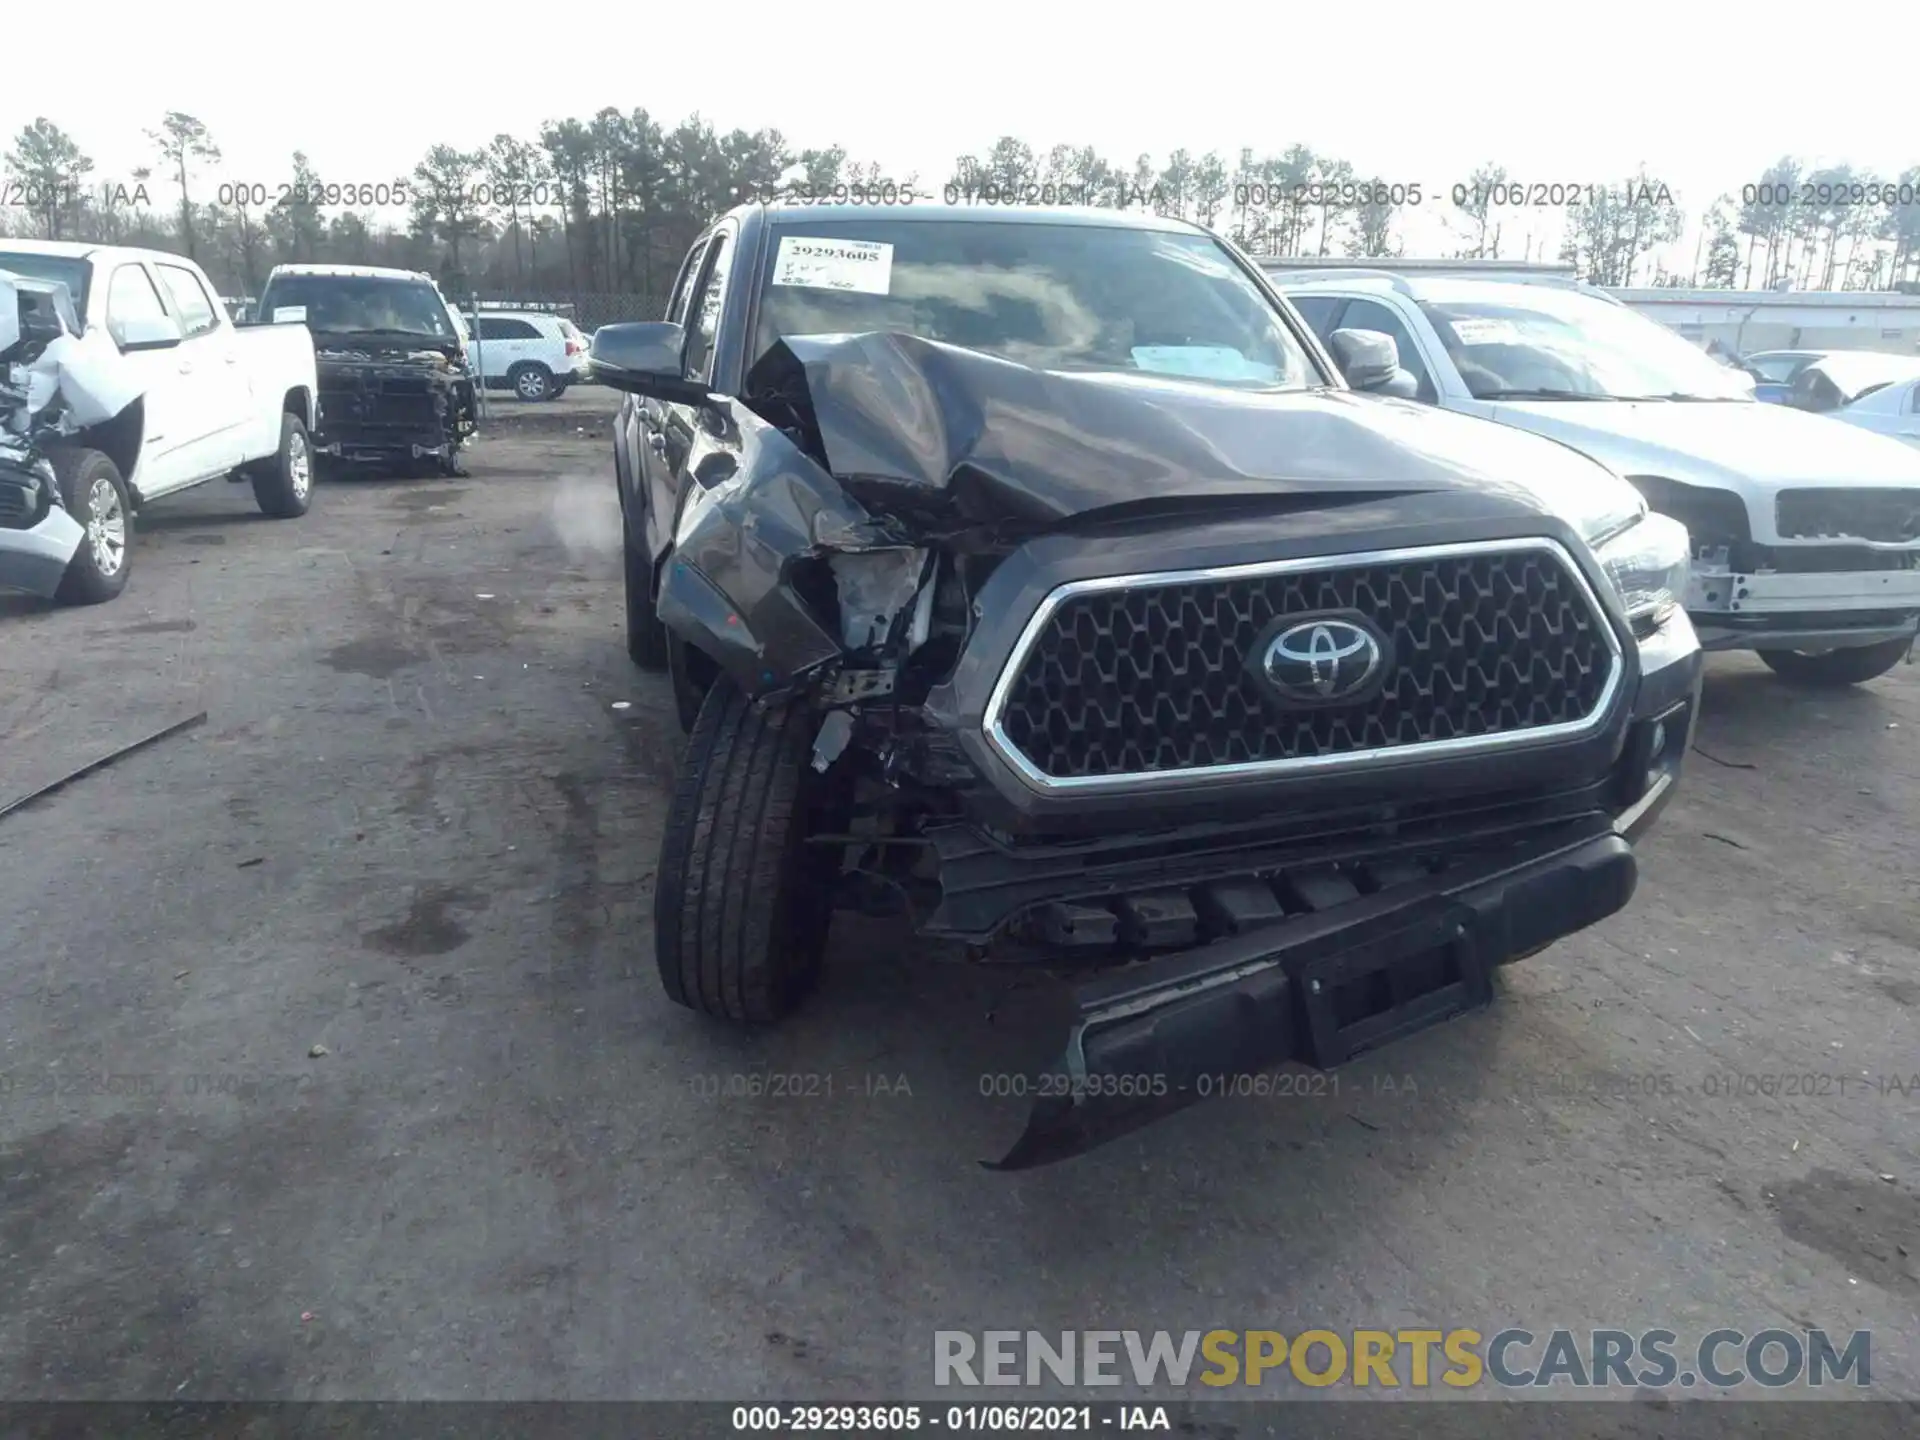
<box><xmin>1477</xmin><ymin>388</ymin><xmax>1618</xmax><ymax>401</ymax></box>
<box><xmin>1614</xmin><ymin>392</ymin><xmax>1748</xmax><ymax>402</ymax></box>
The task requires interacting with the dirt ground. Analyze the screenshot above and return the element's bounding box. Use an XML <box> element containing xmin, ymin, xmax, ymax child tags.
<box><xmin>0</xmin><ymin>384</ymin><xmax>1915</xmax><ymax>1405</ymax></box>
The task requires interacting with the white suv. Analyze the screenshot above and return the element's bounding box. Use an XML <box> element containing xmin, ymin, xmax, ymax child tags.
<box><xmin>469</xmin><ymin>310</ymin><xmax>590</xmax><ymax>401</ymax></box>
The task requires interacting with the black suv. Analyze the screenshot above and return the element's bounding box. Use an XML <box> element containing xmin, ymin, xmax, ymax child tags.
<box><xmin>593</xmin><ymin>203</ymin><xmax>1703</xmax><ymax>1168</ymax></box>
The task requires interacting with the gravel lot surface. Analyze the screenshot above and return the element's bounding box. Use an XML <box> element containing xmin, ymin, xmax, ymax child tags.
<box><xmin>0</xmin><ymin>386</ymin><xmax>1914</xmax><ymax>1409</ymax></box>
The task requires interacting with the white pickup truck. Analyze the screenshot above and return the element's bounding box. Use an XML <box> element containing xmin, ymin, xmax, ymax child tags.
<box><xmin>0</xmin><ymin>240</ymin><xmax>317</xmax><ymax>604</ymax></box>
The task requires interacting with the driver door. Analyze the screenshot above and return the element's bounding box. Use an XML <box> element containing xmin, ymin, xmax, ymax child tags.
<box><xmin>633</xmin><ymin>235</ymin><xmax>716</xmax><ymax>562</ymax></box>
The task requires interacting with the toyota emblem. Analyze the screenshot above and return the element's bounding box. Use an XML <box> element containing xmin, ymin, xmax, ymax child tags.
<box><xmin>1260</xmin><ymin>615</ymin><xmax>1390</xmax><ymax>706</ymax></box>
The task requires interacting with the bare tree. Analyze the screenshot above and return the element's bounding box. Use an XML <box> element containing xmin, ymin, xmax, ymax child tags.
<box><xmin>486</xmin><ymin>134</ymin><xmax>542</xmax><ymax>286</ymax></box>
<box><xmin>148</xmin><ymin>111</ymin><xmax>221</xmax><ymax>261</ymax></box>
<box><xmin>5</xmin><ymin>118</ymin><xmax>93</xmax><ymax>240</ymax></box>
<box><xmin>266</xmin><ymin>152</ymin><xmax>328</xmax><ymax>264</ymax></box>
<box><xmin>1450</xmin><ymin>163</ymin><xmax>1507</xmax><ymax>259</ymax></box>
<box><xmin>409</xmin><ymin>145</ymin><xmax>488</xmax><ymax>290</ymax></box>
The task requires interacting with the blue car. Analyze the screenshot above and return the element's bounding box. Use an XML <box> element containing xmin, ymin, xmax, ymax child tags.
<box><xmin>1740</xmin><ymin>349</ymin><xmax>1829</xmax><ymax>404</ymax></box>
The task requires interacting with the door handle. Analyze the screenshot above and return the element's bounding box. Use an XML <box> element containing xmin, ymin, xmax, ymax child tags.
<box><xmin>178</xmin><ymin>361</ymin><xmax>194</xmax><ymax>374</ymax></box>
<box><xmin>224</xmin><ymin>354</ymin><xmax>239</xmax><ymax>365</ymax></box>
<box><xmin>647</xmin><ymin>432</ymin><xmax>667</xmax><ymax>457</ymax></box>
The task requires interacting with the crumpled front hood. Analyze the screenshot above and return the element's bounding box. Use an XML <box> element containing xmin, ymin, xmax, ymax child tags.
<box><xmin>1486</xmin><ymin>396</ymin><xmax>1920</xmax><ymax>495</ymax></box>
<box><xmin>15</xmin><ymin>329</ymin><xmax>145</xmax><ymax>427</ymax></box>
<box><xmin>3</xmin><ymin>271</ymin><xmax>143</xmax><ymax>450</ymax></box>
<box><xmin>753</xmin><ymin>333</ymin><xmax>1641</xmax><ymax>535</ymax></box>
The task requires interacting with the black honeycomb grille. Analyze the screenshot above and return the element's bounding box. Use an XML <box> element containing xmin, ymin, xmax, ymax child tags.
<box><xmin>994</xmin><ymin>547</ymin><xmax>1615</xmax><ymax>781</ymax></box>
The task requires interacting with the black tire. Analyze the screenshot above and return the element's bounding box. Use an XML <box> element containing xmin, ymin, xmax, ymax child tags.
<box><xmin>1758</xmin><ymin>637</ymin><xmax>1912</xmax><ymax>687</ymax></box>
<box><xmin>508</xmin><ymin>363</ymin><xmax>554</xmax><ymax>402</ymax></box>
<box><xmin>550</xmin><ymin>382</ymin><xmax>570</xmax><ymax>399</ymax></box>
<box><xmin>51</xmin><ymin>448</ymin><xmax>132</xmax><ymax>606</ymax></box>
<box><xmin>251</xmin><ymin>412</ymin><xmax>314</xmax><ymax>518</ymax></box>
<box><xmin>654</xmin><ymin>676</ymin><xmax>839</xmax><ymax>1023</ymax></box>
<box><xmin>624</xmin><ymin>525</ymin><xmax>669</xmax><ymax>671</ymax></box>
<box><xmin>667</xmin><ymin>634</ymin><xmax>710</xmax><ymax>733</ymax></box>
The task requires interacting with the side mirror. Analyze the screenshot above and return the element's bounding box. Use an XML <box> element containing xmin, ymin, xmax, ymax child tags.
<box><xmin>1329</xmin><ymin>328</ymin><xmax>1419</xmax><ymax>399</ymax></box>
<box><xmin>589</xmin><ymin>321</ymin><xmax>712</xmax><ymax>405</ymax></box>
<box><xmin>117</xmin><ymin>313</ymin><xmax>185</xmax><ymax>352</ymax></box>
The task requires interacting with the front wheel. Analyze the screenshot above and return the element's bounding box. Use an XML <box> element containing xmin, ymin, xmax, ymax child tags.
<box><xmin>653</xmin><ymin>677</ymin><xmax>840</xmax><ymax>1024</ymax></box>
<box><xmin>667</xmin><ymin>633</ymin><xmax>712</xmax><ymax>734</ymax></box>
<box><xmin>52</xmin><ymin>448</ymin><xmax>132</xmax><ymax>605</ymax></box>
<box><xmin>1758</xmin><ymin>637</ymin><xmax>1913</xmax><ymax>687</ymax></box>
<box><xmin>251</xmin><ymin>412</ymin><xmax>314</xmax><ymax>518</ymax></box>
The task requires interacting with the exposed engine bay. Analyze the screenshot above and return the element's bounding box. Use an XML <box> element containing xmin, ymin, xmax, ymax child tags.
<box><xmin>313</xmin><ymin>342</ymin><xmax>476</xmax><ymax>473</ymax></box>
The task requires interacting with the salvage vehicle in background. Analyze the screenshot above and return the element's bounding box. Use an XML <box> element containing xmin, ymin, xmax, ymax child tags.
<box><xmin>470</xmin><ymin>310</ymin><xmax>591</xmax><ymax>400</ymax></box>
<box><xmin>254</xmin><ymin>264</ymin><xmax>475</xmax><ymax>476</ymax></box>
<box><xmin>1783</xmin><ymin>351</ymin><xmax>1920</xmax><ymax>416</ymax></box>
<box><xmin>1831</xmin><ymin>368</ymin><xmax>1920</xmax><ymax>450</ymax></box>
<box><xmin>1278</xmin><ymin>271</ymin><xmax>1920</xmax><ymax>686</ymax></box>
<box><xmin>594</xmin><ymin>202</ymin><xmax>1701</xmax><ymax>1169</ymax></box>
<box><xmin>0</xmin><ymin>242</ymin><xmax>318</xmax><ymax>604</ymax></box>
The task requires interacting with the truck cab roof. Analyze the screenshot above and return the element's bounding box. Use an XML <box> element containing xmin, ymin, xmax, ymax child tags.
<box><xmin>742</xmin><ymin>201</ymin><xmax>1209</xmax><ymax>234</ymax></box>
<box><xmin>0</xmin><ymin>238</ymin><xmax>214</xmax><ymax>272</ymax></box>
<box><xmin>266</xmin><ymin>263</ymin><xmax>437</xmax><ymax>283</ymax></box>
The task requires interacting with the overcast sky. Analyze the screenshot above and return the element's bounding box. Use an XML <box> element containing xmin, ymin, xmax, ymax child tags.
<box><xmin>6</xmin><ymin>2</ymin><xmax>1913</xmax><ymax>267</ymax></box>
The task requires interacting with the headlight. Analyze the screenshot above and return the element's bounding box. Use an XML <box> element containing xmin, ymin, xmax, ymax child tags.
<box><xmin>1593</xmin><ymin>512</ymin><xmax>1690</xmax><ymax>626</ymax></box>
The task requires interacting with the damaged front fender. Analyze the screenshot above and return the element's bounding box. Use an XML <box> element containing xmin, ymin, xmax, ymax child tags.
<box><xmin>655</xmin><ymin>397</ymin><xmax>907</xmax><ymax>700</ymax></box>
<box><xmin>1</xmin><ymin>270</ymin><xmax>145</xmax><ymax>597</ymax></box>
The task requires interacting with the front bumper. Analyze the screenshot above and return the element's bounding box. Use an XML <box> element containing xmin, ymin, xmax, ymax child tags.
<box><xmin>0</xmin><ymin>505</ymin><xmax>82</xmax><ymax>599</ymax></box>
<box><xmin>314</xmin><ymin>433</ymin><xmax>463</xmax><ymax>464</ymax></box>
<box><xmin>1686</xmin><ymin>559</ymin><xmax>1920</xmax><ymax>650</ymax></box>
<box><xmin>972</xmin><ymin>620</ymin><xmax>1702</xmax><ymax>1169</ymax></box>
<box><xmin>992</xmin><ymin>809</ymin><xmax>1647</xmax><ymax>1169</ymax></box>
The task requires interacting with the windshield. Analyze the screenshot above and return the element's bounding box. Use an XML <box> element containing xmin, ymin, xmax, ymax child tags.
<box><xmin>0</xmin><ymin>253</ymin><xmax>91</xmax><ymax>320</ymax></box>
<box><xmin>260</xmin><ymin>275</ymin><xmax>458</xmax><ymax>342</ymax></box>
<box><xmin>752</xmin><ymin>220</ymin><xmax>1319</xmax><ymax>391</ymax></box>
<box><xmin>1420</xmin><ymin>289</ymin><xmax>1751</xmax><ymax>401</ymax></box>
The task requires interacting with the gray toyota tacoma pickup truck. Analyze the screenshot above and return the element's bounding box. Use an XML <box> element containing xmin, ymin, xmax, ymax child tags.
<box><xmin>593</xmin><ymin>202</ymin><xmax>1703</xmax><ymax>1169</ymax></box>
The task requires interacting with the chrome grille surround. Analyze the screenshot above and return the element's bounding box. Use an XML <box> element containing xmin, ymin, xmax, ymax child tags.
<box><xmin>982</xmin><ymin>538</ymin><xmax>1625</xmax><ymax>794</ymax></box>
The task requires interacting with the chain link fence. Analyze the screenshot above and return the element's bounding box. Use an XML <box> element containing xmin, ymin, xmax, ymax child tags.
<box><xmin>470</xmin><ymin>293</ymin><xmax>668</xmax><ymax>331</ymax></box>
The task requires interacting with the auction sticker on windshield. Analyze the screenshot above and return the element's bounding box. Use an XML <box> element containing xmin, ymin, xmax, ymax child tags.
<box><xmin>771</xmin><ymin>237</ymin><xmax>893</xmax><ymax>294</ymax></box>
<box><xmin>1448</xmin><ymin>317</ymin><xmax>1524</xmax><ymax>346</ymax></box>
<box><xmin>272</xmin><ymin>306</ymin><xmax>308</xmax><ymax>324</ymax></box>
